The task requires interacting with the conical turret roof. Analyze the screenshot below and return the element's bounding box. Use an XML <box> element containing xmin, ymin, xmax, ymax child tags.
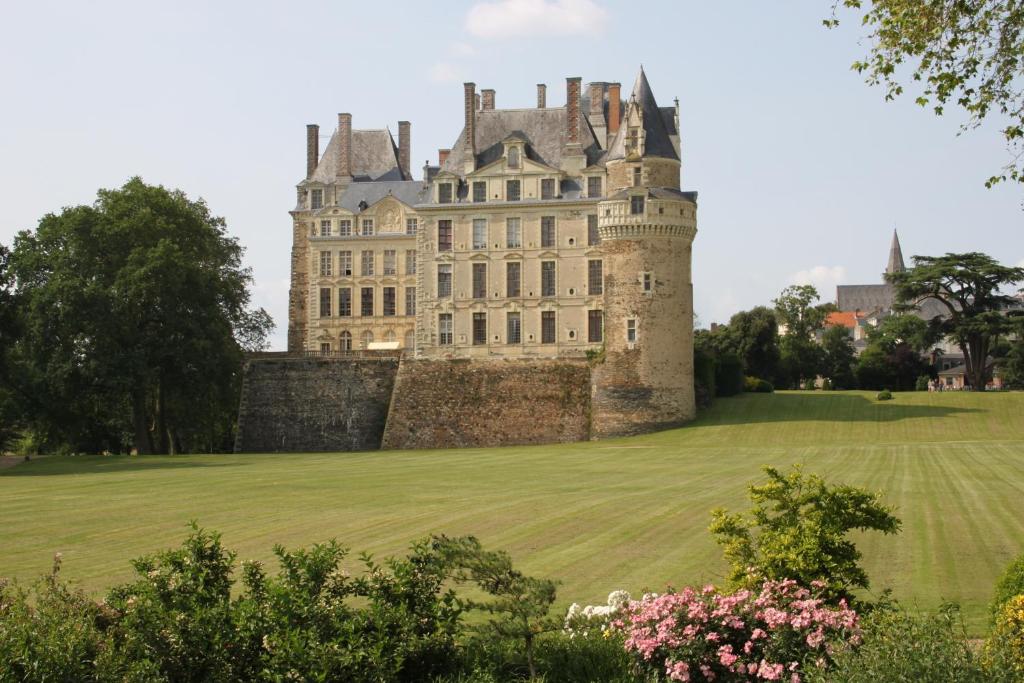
<box><xmin>606</xmin><ymin>67</ymin><xmax>678</xmax><ymax>162</ymax></box>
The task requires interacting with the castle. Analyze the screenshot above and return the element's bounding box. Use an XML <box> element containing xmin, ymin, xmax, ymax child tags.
<box><xmin>236</xmin><ymin>68</ymin><xmax>700</xmax><ymax>452</ymax></box>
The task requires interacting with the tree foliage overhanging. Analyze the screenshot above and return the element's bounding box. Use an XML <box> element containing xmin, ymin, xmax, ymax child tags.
<box><xmin>828</xmin><ymin>0</ymin><xmax>1024</xmax><ymax>187</ymax></box>
<box><xmin>2</xmin><ymin>178</ymin><xmax>273</xmax><ymax>454</ymax></box>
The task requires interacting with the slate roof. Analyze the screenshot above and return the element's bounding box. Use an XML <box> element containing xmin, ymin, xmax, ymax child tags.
<box><xmin>441</xmin><ymin>106</ymin><xmax>603</xmax><ymax>174</ymax></box>
<box><xmin>606</xmin><ymin>67</ymin><xmax>679</xmax><ymax>162</ymax></box>
<box><xmin>836</xmin><ymin>284</ymin><xmax>895</xmax><ymax>313</ymax></box>
<box><xmin>336</xmin><ymin>180</ymin><xmax>429</xmax><ymax>213</ymax></box>
<box><xmin>309</xmin><ymin>129</ymin><xmax>408</xmax><ymax>183</ymax></box>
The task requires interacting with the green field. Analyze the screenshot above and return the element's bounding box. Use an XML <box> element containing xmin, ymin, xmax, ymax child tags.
<box><xmin>2</xmin><ymin>390</ymin><xmax>1023</xmax><ymax>633</ymax></box>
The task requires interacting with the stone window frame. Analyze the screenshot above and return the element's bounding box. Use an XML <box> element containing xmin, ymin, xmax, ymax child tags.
<box><xmin>360</xmin><ymin>286</ymin><xmax>374</xmax><ymax>317</ymax></box>
<box><xmin>472</xmin><ymin>312</ymin><xmax>487</xmax><ymax>345</ymax></box>
<box><xmin>540</xmin><ymin>216</ymin><xmax>556</xmax><ymax>248</ymax></box>
<box><xmin>383</xmin><ymin>250</ymin><xmax>397</xmax><ymax>276</ymax></box>
<box><xmin>310</xmin><ymin>189</ymin><xmax>323</xmax><ymax>210</ymax></box>
<box><xmin>506</xmin><ymin>178</ymin><xmax>521</xmax><ymax>202</ymax></box>
<box><xmin>507</xmin><ymin>146</ymin><xmax>521</xmax><ymax>169</ymax></box>
<box><xmin>319</xmin><ymin>287</ymin><xmax>332</xmax><ymax>318</ymax></box>
<box><xmin>320</xmin><ymin>342</ymin><xmax>332</xmax><ymax>354</ymax></box>
<box><xmin>339</xmin><ymin>250</ymin><xmax>353</xmax><ymax>276</ymax></box>
<box><xmin>472</xmin><ymin>263</ymin><xmax>487</xmax><ymax>299</ymax></box>
<box><xmin>540</xmin><ymin>260</ymin><xmax>556</xmax><ymax>298</ymax></box>
<box><xmin>506</xmin><ymin>261</ymin><xmax>521</xmax><ymax>298</ymax></box>
<box><xmin>633</xmin><ymin>166</ymin><xmax>642</xmax><ymax>187</ymax></box>
<box><xmin>588</xmin><ymin>259</ymin><xmax>603</xmax><ymax>295</ymax></box>
<box><xmin>339</xmin><ymin>287</ymin><xmax>352</xmax><ymax>317</ymax></box>
<box><xmin>339</xmin><ymin>330</ymin><xmax>352</xmax><ymax>351</ymax></box>
<box><xmin>319</xmin><ymin>251</ymin><xmax>333</xmax><ymax>277</ymax></box>
<box><xmin>439</xmin><ymin>313</ymin><xmax>454</xmax><ymax>345</ymax></box>
<box><xmin>540</xmin><ymin>178</ymin><xmax>556</xmax><ymax>200</ymax></box>
<box><xmin>438</xmin><ymin>182</ymin><xmax>454</xmax><ymax>204</ymax></box>
<box><xmin>472</xmin><ymin>218</ymin><xmax>488</xmax><ymax>250</ymax></box>
<box><xmin>361</xmin><ymin>330</ymin><xmax>374</xmax><ymax>349</ymax></box>
<box><xmin>588</xmin><ymin>309</ymin><xmax>603</xmax><ymax>343</ymax></box>
<box><xmin>404</xmin><ymin>329</ymin><xmax>415</xmax><ymax>349</ymax></box>
<box><xmin>338</xmin><ymin>219</ymin><xmax>352</xmax><ymax>237</ymax></box>
<box><xmin>438</xmin><ymin>219</ymin><xmax>453</xmax><ymax>252</ymax></box>
<box><xmin>506</xmin><ymin>217</ymin><xmax>522</xmax><ymax>248</ymax></box>
<box><xmin>405</xmin><ymin>286</ymin><xmax>416</xmax><ymax>316</ymax></box>
<box><xmin>506</xmin><ymin>311</ymin><xmax>522</xmax><ymax>344</ymax></box>
<box><xmin>405</xmin><ymin>217</ymin><xmax>417</xmax><ymax>235</ymax></box>
<box><xmin>472</xmin><ymin>181</ymin><xmax>487</xmax><ymax>203</ymax></box>
<box><xmin>541</xmin><ymin>310</ymin><xmax>556</xmax><ymax>344</ymax></box>
<box><xmin>587</xmin><ymin>176</ymin><xmax>603</xmax><ymax>198</ymax></box>
<box><xmin>437</xmin><ymin>263</ymin><xmax>453</xmax><ymax>298</ymax></box>
<box><xmin>626</xmin><ymin>318</ymin><xmax>637</xmax><ymax>344</ymax></box>
<box><xmin>319</xmin><ymin>219</ymin><xmax>332</xmax><ymax>237</ymax></box>
<box><xmin>361</xmin><ymin>218</ymin><xmax>375</xmax><ymax>236</ymax></box>
<box><xmin>405</xmin><ymin>249</ymin><xmax>417</xmax><ymax>275</ymax></box>
<box><xmin>360</xmin><ymin>250</ymin><xmax>375</xmax><ymax>276</ymax></box>
<box><xmin>382</xmin><ymin>286</ymin><xmax>397</xmax><ymax>316</ymax></box>
<box><xmin>587</xmin><ymin>214</ymin><xmax>600</xmax><ymax>246</ymax></box>
<box><xmin>642</xmin><ymin>271</ymin><xmax>653</xmax><ymax>294</ymax></box>
<box><xmin>630</xmin><ymin>195</ymin><xmax>645</xmax><ymax>215</ymax></box>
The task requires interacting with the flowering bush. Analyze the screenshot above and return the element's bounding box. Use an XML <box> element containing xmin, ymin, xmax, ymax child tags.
<box><xmin>564</xmin><ymin>590</ymin><xmax>631</xmax><ymax>636</ymax></box>
<box><xmin>987</xmin><ymin>594</ymin><xmax>1024</xmax><ymax>678</ymax></box>
<box><xmin>615</xmin><ymin>579</ymin><xmax>860</xmax><ymax>682</ymax></box>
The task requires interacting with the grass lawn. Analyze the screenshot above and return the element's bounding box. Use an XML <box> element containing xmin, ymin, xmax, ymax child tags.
<box><xmin>2</xmin><ymin>390</ymin><xmax>1023</xmax><ymax>633</ymax></box>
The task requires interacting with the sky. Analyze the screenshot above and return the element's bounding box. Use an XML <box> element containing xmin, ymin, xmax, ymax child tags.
<box><xmin>1</xmin><ymin>0</ymin><xmax>1021</xmax><ymax>350</ymax></box>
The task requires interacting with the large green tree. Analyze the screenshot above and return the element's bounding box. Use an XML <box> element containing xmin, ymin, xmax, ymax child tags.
<box><xmin>7</xmin><ymin>178</ymin><xmax>272</xmax><ymax>453</ymax></box>
<box><xmin>888</xmin><ymin>252</ymin><xmax>1023</xmax><ymax>390</ymax></box>
<box><xmin>774</xmin><ymin>285</ymin><xmax>835</xmax><ymax>387</ymax></box>
<box><xmin>0</xmin><ymin>245</ymin><xmax>21</xmax><ymax>451</ymax></box>
<box><xmin>726</xmin><ymin>306</ymin><xmax>781</xmax><ymax>381</ymax></box>
<box><xmin>821</xmin><ymin>325</ymin><xmax>859</xmax><ymax>389</ymax></box>
<box><xmin>828</xmin><ymin>0</ymin><xmax>1024</xmax><ymax>186</ymax></box>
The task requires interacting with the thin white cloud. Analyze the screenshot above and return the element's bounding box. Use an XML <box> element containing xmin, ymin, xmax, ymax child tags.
<box><xmin>450</xmin><ymin>41</ymin><xmax>477</xmax><ymax>58</ymax></box>
<box><xmin>465</xmin><ymin>0</ymin><xmax>608</xmax><ymax>39</ymax></box>
<box><xmin>788</xmin><ymin>265</ymin><xmax>847</xmax><ymax>299</ymax></box>
<box><xmin>429</xmin><ymin>62</ymin><xmax>463</xmax><ymax>83</ymax></box>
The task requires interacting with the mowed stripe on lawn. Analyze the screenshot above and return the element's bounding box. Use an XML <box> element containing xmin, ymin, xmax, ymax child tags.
<box><xmin>1</xmin><ymin>390</ymin><xmax>1023</xmax><ymax>633</ymax></box>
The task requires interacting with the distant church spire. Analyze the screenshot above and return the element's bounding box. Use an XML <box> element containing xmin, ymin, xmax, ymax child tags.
<box><xmin>886</xmin><ymin>229</ymin><xmax>906</xmax><ymax>275</ymax></box>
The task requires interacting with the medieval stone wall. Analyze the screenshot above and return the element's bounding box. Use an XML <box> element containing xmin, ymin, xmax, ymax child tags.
<box><xmin>381</xmin><ymin>358</ymin><xmax>592</xmax><ymax>450</ymax></box>
<box><xmin>235</xmin><ymin>355</ymin><xmax>399</xmax><ymax>453</ymax></box>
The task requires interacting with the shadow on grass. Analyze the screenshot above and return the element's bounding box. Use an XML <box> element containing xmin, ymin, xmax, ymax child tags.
<box><xmin>695</xmin><ymin>392</ymin><xmax>980</xmax><ymax>426</ymax></box>
<box><xmin>0</xmin><ymin>453</ymin><xmax>255</xmax><ymax>477</ymax></box>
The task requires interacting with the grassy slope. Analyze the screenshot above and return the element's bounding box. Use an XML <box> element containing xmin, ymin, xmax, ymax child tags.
<box><xmin>2</xmin><ymin>390</ymin><xmax>1023</xmax><ymax>633</ymax></box>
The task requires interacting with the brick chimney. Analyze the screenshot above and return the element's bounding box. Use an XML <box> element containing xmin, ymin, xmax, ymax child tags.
<box><xmin>481</xmin><ymin>89</ymin><xmax>495</xmax><ymax>110</ymax></box>
<box><xmin>306</xmin><ymin>123</ymin><xmax>319</xmax><ymax>178</ymax></box>
<box><xmin>337</xmin><ymin>113</ymin><xmax>352</xmax><ymax>179</ymax></box>
<box><xmin>463</xmin><ymin>82</ymin><xmax>476</xmax><ymax>172</ymax></box>
<box><xmin>398</xmin><ymin>120</ymin><xmax>411</xmax><ymax>179</ymax></box>
<box><xmin>608</xmin><ymin>82</ymin><xmax>621</xmax><ymax>134</ymax></box>
<box><xmin>537</xmin><ymin>83</ymin><xmax>547</xmax><ymax>108</ymax></box>
<box><xmin>589</xmin><ymin>83</ymin><xmax>603</xmax><ymax>116</ymax></box>
<box><xmin>475</xmin><ymin>93</ymin><xmax>481</xmax><ymax>111</ymax></box>
<box><xmin>565</xmin><ymin>77</ymin><xmax>581</xmax><ymax>146</ymax></box>
<box><xmin>438</xmin><ymin>148</ymin><xmax>451</xmax><ymax>166</ymax></box>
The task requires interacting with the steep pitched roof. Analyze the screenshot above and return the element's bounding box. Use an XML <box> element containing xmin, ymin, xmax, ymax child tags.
<box><xmin>441</xmin><ymin>105</ymin><xmax>603</xmax><ymax>174</ymax></box>
<box><xmin>309</xmin><ymin>129</ymin><xmax>407</xmax><ymax>183</ymax></box>
<box><xmin>606</xmin><ymin>67</ymin><xmax>679</xmax><ymax>162</ymax></box>
<box><xmin>886</xmin><ymin>229</ymin><xmax>906</xmax><ymax>274</ymax></box>
<box><xmin>337</xmin><ymin>180</ymin><xmax>429</xmax><ymax>213</ymax></box>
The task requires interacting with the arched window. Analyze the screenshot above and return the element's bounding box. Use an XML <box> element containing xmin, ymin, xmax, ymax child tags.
<box><xmin>507</xmin><ymin>146</ymin><xmax>520</xmax><ymax>169</ymax></box>
<box><xmin>339</xmin><ymin>330</ymin><xmax>352</xmax><ymax>351</ymax></box>
<box><xmin>404</xmin><ymin>330</ymin><xmax>415</xmax><ymax>349</ymax></box>
<box><xmin>361</xmin><ymin>330</ymin><xmax>374</xmax><ymax>349</ymax></box>
<box><xmin>384</xmin><ymin>329</ymin><xmax>396</xmax><ymax>343</ymax></box>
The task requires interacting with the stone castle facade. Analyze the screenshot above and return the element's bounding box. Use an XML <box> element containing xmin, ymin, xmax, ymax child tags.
<box><xmin>242</xmin><ymin>68</ymin><xmax>700</xmax><ymax>450</ymax></box>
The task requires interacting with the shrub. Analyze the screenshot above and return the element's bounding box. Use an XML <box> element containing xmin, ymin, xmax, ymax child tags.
<box><xmin>986</xmin><ymin>595</ymin><xmax>1024</xmax><ymax>679</ymax></box>
<box><xmin>992</xmin><ymin>553</ymin><xmax>1024</xmax><ymax>623</ymax></box>
<box><xmin>915</xmin><ymin>374</ymin><xmax>931</xmax><ymax>391</ymax></box>
<box><xmin>744</xmin><ymin>376</ymin><xmax>774</xmax><ymax>393</ymax></box>
<box><xmin>876</xmin><ymin>390</ymin><xmax>893</xmax><ymax>401</ymax></box>
<box><xmin>709</xmin><ymin>465</ymin><xmax>901</xmax><ymax>604</ymax></box>
<box><xmin>821</xmin><ymin>377</ymin><xmax>833</xmax><ymax>391</ymax></box>
<box><xmin>803</xmin><ymin>378</ymin><xmax>817</xmax><ymax>391</ymax></box>
<box><xmin>616</xmin><ymin>579</ymin><xmax>860</xmax><ymax>682</ymax></box>
<box><xmin>715</xmin><ymin>352</ymin><xmax>746</xmax><ymax>397</ymax></box>
<box><xmin>815</xmin><ymin>603</ymin><xmax>1012</xmax><ymax>683</ymax></box>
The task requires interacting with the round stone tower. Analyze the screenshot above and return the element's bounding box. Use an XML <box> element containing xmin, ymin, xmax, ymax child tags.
<box><xmin>590</xmin><ymin>67</ymin><xmax>698</xmax><ymax>437</ymax></box>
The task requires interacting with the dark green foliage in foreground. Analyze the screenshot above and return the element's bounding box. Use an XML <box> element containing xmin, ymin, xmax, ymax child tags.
<box><xmin>992</xmin><ymin>553</ymin><xmax>1024</xmax><ymax>624</ymax></box>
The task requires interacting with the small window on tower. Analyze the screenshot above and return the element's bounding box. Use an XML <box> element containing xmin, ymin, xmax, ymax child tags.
<box><xmin>633</xmin><ymin>167</ymin><xmax>642</xmax><ymax>187</ymax></box>
<box><xmin>627</xmin><ymin>319</ymin><xmax>637</xmax><ymax>343</ymax></box>
<box><xmin>643</xmin><ymin>272</ymin><xmax>653</xmax><ymax>292</ymax></box>
<box><xmin>630</xmin><ymin>195</ymin><xmax>645</xmax><ymax>215</ymax></box>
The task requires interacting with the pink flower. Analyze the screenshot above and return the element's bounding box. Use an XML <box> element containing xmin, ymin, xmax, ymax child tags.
<box><xmin>699</xmin><ymin>663</ymin><xmax>716</xmax><ymax>680</ymax></box>
<box><xmin>718</xmin><ymin>644</ymin><xmax>738</xmax><ymax>667</ymax></box>
<box><xmin>666</xmin><ymin>659</ymin><xmax>690</xmax><ymax>682</ymax></box>
<box><xmin>757</xmin><ymin>660</ymin><xmax>785</xmax><ymax>680</ymax></box>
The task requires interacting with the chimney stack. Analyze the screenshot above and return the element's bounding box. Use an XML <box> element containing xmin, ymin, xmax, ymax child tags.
<box><xmin>565</xmin><ymin>77</ymin><xmax>581</xmax><ymax>146</ymax></box>
<box><xmin>537</xmin><ymin>83</ymin><xmax>547</xmax><ymax>108</ymax></box>
<box><xmin>481</xmin><ymin>88</ymin><xmax>495</xmax><ymax>110</ymax></box>
<box><xmin>337</xmin><ymin>113</ymin><xmax>352</xmax><ymax>179</ymax></box>
<box><xmin>438</xmin><ymin>148</ymin><xmax>451</xmax><ymax>166</ymax></box>
<box><xmin>607</xmin><ymin>82</ymin><xmax>621</xmax><ymax>134</ymax></box>
<box><xmin>463</xmin><ymin>82</ymin><xmax>477</xmax><ymax>172</ymax></box>
<box><xmin>306</xmin><ymin>124</ymin><xmax>319</xmax><ymax>178</ymax></box>
<box><xmin>398</xmin><ymin>120</ymin><xmax>411</xmax><ymax>179</ymax></box>
<box><xmin>475</xmin><ymin>93</ymin><xmax>481</xmax><ymax>111</ymax></box>
<box><xmin>589</xmin><ymin>83</ymin><xmax>604</xmax><ymax>116</ymax></box>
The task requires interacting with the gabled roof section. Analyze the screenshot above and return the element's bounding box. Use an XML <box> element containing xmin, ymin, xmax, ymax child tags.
<box><xmin>310</xmin><ymin>129</ymin><xmax>408</xmax><ymax>183</ymax></box>
<box><xmin>441</xmin><ymin>106</ymin><xmax>603</xmax><ymax>174</ymax></box>
<box><xmin>606</xmin><ymin>67</ymin><xmax>679</xmax><ymax>162</ymax></box>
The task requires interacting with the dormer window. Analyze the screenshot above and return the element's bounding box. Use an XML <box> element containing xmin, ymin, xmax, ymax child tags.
<box><xmin>507</xmin><ymin>146</ymin><xmax>521</xmax><ymax>169</ymax></box>
<box><xmin>310</xmin><ymin>189</ymin><xmax>323</xmax><ymax>210</ymax></box>
<box><xmin>626</xmin><ymin>128</ymin><xmax>641</xmax><ymax>157</ymax></box>
<box><xmin>438</xmin><ymin>182</ymin><xmax>453</xmax><ymax>204</ymax></box>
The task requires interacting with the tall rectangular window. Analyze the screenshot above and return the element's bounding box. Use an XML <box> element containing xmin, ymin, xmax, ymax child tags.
<box><xmin>406</xmin><ymin>217</ymin><xmax>417</xmax><ymax>235</ymax></box>
<box><xmin>506</xmin><ymin>261</ymin><xmax>521</xmax><ymax>297</ymax></box>
<box><xmin>383</xmin><ymin>250</ymin><xmax>397</xmax><ymax>275</ymax></box>
<box><xmin>472</xmin><ymin>219</ymin><xmax>487</xmax><ymax>250</ymax></box>
<box><xmin>588</xmin><ymin>310</ymin><xmax>604</xmax><ymax>343</ymax></box>
<box><xmin>339</xmin><ymin>287</ymin><xmax>352</xmax><ymax>317</ymax></box>
<box><xmin>437</xmin><ymin>264</ymin><xmax>452</xmax><ymax>298</ymax></box>
<box><xmin>472</xmin><ymin>181</ymin><xmax>486</xmax><ymax>203</ymax></box>
<box><xmin>319</xmin><ymin>251</ymin><xmax>332</xmax><ymax>277</ymax></box>
<box><xmin>633</xmin><ymin>167</ymin><xmax>642</xmax><ymax>187</ymax></box>
<box><xmin>339</xmin><ymin>251</ymin><xmax>352</xmax><ymax>276</ymax></box>
<box><xmin>438</xmin><ymin>183</ymin><xmax>453</xmax><ymax>204</ymax></box>
<box><xmin>310</xmin><ymin>189</ymin><xmax>323</xmax><ymax>209</ymax></box>
<box><xmin>541</xmin><ymin>261</ymin><xmax>556</xmax><ymax>297</ymax></box>
<box><xmin>587</xmin><ymin>214</ymin><xmax>600</xmax><ymax>246</ymax></box>
<box><xmin>588</xmin><ymin>259</ymin><xmax>603</xmax><ymax>295</ymax></box>
<box><xmin>405</xmin><ymin>249</ymin><xmax>416</xmax><ymax>275</ymax></box>
<box><xmin>439</xmin><ymin>313</ymin><xmax>453</xmax><ymax>345</ymax></box>
<box><xmin>507</xmin><ymin>312</ymin><xmax>521</xmax><ymax>344</ymax></box>
<box><xmin>506</xmin><ymin>217</ymin><xmax>521</xmax><ymax>248</ymax></box>
<box><xmin>319</xmin><ymin>288</ymin><xmax>331</xmax><ymax>317</ymax></box>
<box><xmin>541</xmin><ymin>311</ymin><xmax>556</xmax><ymax>344</ymax></box>
<box><xmin>361</xmin><ymin>287</ymin><xmax>374</xmax><ymax>316</ymax></box>
<box><xmin>506</xmin><ymin>179</ymin><xmax>521</xmax><ymax>201</ymax></box>
<box><xmin>472</xmin><ymin>263</ymin><xmax>487</xmax><ymax>299</ymax></box>
<box><xmin>320</xmin><ymin>220</ymin><xmax>332</xmax><ymax>236</ymax></box>
<box><xmin>587</xmin><ymin>176</ymin><xmax>602</xmax><ymax>198</ymax></box>
<box><xmin>383</xmin><ymin>287</ymin><xmax>396</xmax><ymax>316</ymax></box>
<box><xmin>627</xmin><ymin>319</ymin><xmax>637</xmax><ymax>343</ymax></box>
<box><xmin>643</xmin><ymin>272</ymin><xmax>653</xmax><ymax>292</ymax></box>
<box><xmin>405</xmin><ymin>286</ymin><xmax>416</xmax><ymax>316</ymax></box>
<box><xmin>541</xmin><ymin>178</ymin><xmax>555</xmax><ymax>200</ymax></box>
<box><xmin>472</xmin><ymin>312</ymin><xmax>487</xmax><ymax>345</ymax></box>
<box><xmin>438</xmin><ymin>220</ymin><xmax>453</xmax><ymax>252</ymax></box>
<box><xmin>361</xmin><ymin>250</ymin><xmax>374</xmax><ymax>276</ymax></box>
<box><xmin>540</xmin><ymin>216</ymin><xmax>556</xmax><ymax>248</ymax></box>
<box><xmin>339</xmin><ymin>219</ymin><xmax>352</xmax><ymax>237</ymax></box>
<box><xmin>630</xmin><ymin>195</ymin><xmax>645</xmax><ymax>215</ymax></box>
<box><xmin>361</xmin><ymin>219</ymin><xmax>374</xmax><ymax>236</ymax></box>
